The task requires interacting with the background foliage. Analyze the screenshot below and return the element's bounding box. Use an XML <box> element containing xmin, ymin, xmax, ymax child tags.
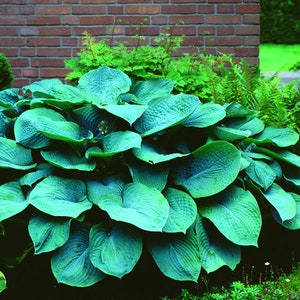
<box><xmin>0</xmin><ymin>53</ymin><xmax>14</xmax><ymax>91</ymax></box>
<box><xmin>260</xmin><ymin>0</ymin><xmax>300</xmax><ymax>44</ymax></box>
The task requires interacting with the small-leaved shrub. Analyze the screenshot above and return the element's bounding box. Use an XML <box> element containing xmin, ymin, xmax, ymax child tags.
<box><xmin>65</xmin><ymin>32</ymin><xmax>300</xmax><ymax>133</ymax></box>
<box><xmin>0</xmin><ymin>53</ymin><xmax>14</xmax><ymax>91</ymax></box>
<box><xmin>0</xmin><ymin>67</ymin><xmax>300</xmax><ymax>288</ymax></box>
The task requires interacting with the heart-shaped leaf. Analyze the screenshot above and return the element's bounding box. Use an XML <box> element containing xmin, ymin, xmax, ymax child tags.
<box><xmin>250</xmin><ymin>126</ymin><xmax>299</xmax><ymax>147</ymax></box>
<box><xmin>133</xmin><ymin>142</ymin><xmax>189</xmax><ymax>164</ymax></box>
<box><xmin>174</xmin><ymin>141</ymin><xmax>241</xmax><ymax>198</ymax></box>
<box><xmin>147</xmin><ymin>228</ymin><xmax>201</xmax><ymax>282</ymax></box>
<box><xmin>262</xmin><ymin>183</ymin><xmax>296</xmax><ymax>222</ymax></box>
<box><xmin>198</xmin><ymin>186</ymin><xmax>262</xmax><ymax>246</ymax></box>
<box><xmin>86</xmin><ymin>131</ymin><xmax>141</xmax><ymax>158</ymax></box>
<box><xmin>273</xmin><ymin>192</ymin><xmax>300</xmax><ymax>230</ymax></box>
<box><xmin>97</xmin><ymin>182</ymin><xmax>169</xmax><ymax>232</ymax></box>
<box><xmin>0</xmin><ymin>137</ymin><xmax>36</xmax><ymax>170</ymax></box>
<box><xmin>28</xmin><ymin>214</ymin><xmax>71</xmax><ymax>254</ymax></box>
<box><xmin>195</xmin><ymin>215</ymin><xmax>241</xmax><ymax>273</ymax></box>
<box><xmin>14</xmin><ymin>108</ymin><xmax>65</xmax><ymax>149</ymax></box>
<box><xmin>131</xmin><ymin>78</ymin><xmax>174</xmax><ymax>104</ymax></box>
<box><xmin>41</xmin><ymin>149</ymin><xmax>96</xmax><ymax>171</ymax></box>
<box><xmin>162</xmin><ymin>188</ymin><xmax>197</xmax><ymax>233</ymax></box>
<box><xmin>28</xmin><ymin>176</ymin><xmax>92</xmax><ymax>218</ymax></box>
<box><xmin>245</xmin><ymin>159</ymin><xmax>277</xmax><ymax>190</ymax></box>
<box><xmin>78</xmin><ymin>66</ymin><xmax>131</xmax><ymax>105</ymax></box>
<box><xmin>89</xmin><ymin>222</ymin><xmax>142</xmax><ymax>278</ymax></box>
<box><xmin>182</xmin><ymin>103</ymin><xmax>226</xmax><ymax>128</ymax></box>
<box><xmin>126</xmin><ymin>159</ymin><xmax>168</xmax><ymax>191</ymax></box>
<box><xmin>133</xmin><ymin>93</ymin><xmax>200</xmax><ymax>136</ymax></box>
<box><xmin>51</xmin><ymin>222</ymin><xmax>106</xmax><ymax>287</ymax></box>
<box><xmin>0</xmin><ymin>181</ymin><xmax>28</xmax><ymax>221</ymax></box>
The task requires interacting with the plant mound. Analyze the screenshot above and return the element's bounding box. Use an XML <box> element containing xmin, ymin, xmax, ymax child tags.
<box><xmin>0</xmin><ymin>53</ymin><xmax>14</xmax><ymax>91</ymax></box>
<box><xmin>0</xmin><ymin>67</ymin><xmax>300</xmax><ymax>287</ymax></box>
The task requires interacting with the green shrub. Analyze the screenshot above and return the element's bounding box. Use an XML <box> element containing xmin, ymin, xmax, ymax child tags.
<box><xmin>0</xmin><ymin>67</ymin><xmax>300</xmax><ymax>289</ymax></box>
<box><xmin>260</xmin><ymin>0</ymin><xmax>300</xmax><ymax>44</ymax></box>
<box><xmin>65</xmin><ymin>33</ymin><xmax>300</xmax><ymax>133</ymax></box>
<box><xmin>0</xmin><ymin>53</ymin><xmax>14</xmax><ymax>91</ymax></box>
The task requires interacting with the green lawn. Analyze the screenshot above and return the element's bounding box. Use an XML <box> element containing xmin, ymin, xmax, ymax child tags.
<box><xmin>259</xmin><ymin>44</ymin><xmax>300</xmax><ymax>72</ymax></box>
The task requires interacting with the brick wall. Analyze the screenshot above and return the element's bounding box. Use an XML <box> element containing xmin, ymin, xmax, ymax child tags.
<box><xmin>0</xmin><ymin>0</ymin><xmax>260</xmax><ymax>88</ymax></box>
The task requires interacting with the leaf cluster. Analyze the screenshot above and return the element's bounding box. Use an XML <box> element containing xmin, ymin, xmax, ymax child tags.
<box><xmin>0</xmin><ymin>67</ymin><xmax>300</xmax><ymax>288</ymax></box>
<box><xmin>65</xmin><ymin>32</ymin><xmax>300</xmax><ymax>133</ymax></box>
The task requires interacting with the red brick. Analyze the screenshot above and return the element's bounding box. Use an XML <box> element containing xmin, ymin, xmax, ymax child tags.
<box><xmin>236</xmin><ymin>25</ymin><xmax>260</xmax><ymax>35</ymax></box>
<box><xmin>115</xmin><ymin>16</ymin><xmax>150</xmax><ymax>25</ymax></box>
<box><xmin>0</xmin><ymin>38</ymin><xmax>25</xmax><ymax>47</ymax></box>
<box><xmin>125</xmin><ymin>5</ymin><xmax>160</xmax><ymax>14</ymax></box>
<box><xmin>20</xmin><ymin>48</ymin><xmax>36</xmax><ymax>57</ymax></box>
<box><xmin>26</xmin><ymin>37</ymin><xmax>60</xmax><ymax>47</ymax></box>
<box><xmin>208</xmin><ymin>0</ymin><xmax>240</xmax><ymax>2</ymax></box>
<box><xmin>243</xmin><ymin>15</ymin><xmax>260</xmax><ymax>24</ymax></box>
<box><xmin>235</xmin><ymin>47</ymin><xmax>259</xmax><ymax>57</ymax></box>
<box><xmin>217</xmin><ymin>26</ymin><xmax>234</xmax><ymax>35</ymax></box>
<box><xmin>37</xmin><ymin>48</ymin><xmax>71</xmax><ymax>57</ymax></box>
<box><xmin>169</xmin><ymin>16</ymin><xmax>204</xmax><ymax>25</ymax></box>
<box><xmin>236</xmin><ymin>4</ymin><xmax>260</xmax><ymax>14</ymax></box>
<box><xmin>125</xmin><ymin>26</ymin><xmax>160</xmax><ymax>36</ymax></box>
<box><xmin>32</xmin><ymin>58</ymin><xmax>65</xmax><ymax>67</ymax></box>
<box><xmin>243</xmin><ymin>36</ymin><xmax>259</xmax><ymax>46</ymax></box>
<box><xmin>40</xmin><ymin>68</ymin><xmax>69</xmax><ymax>79</ymax></box>
<box><xmin>151</xmin><ymin>16</ymin><xmax>168</xmax><ymax>25</ymax></box>
<box><xmin>72</xmin><ymin>27</ymin><xmax>106</xmax><ymax>36</ymax></box>
<box><xmin>35</xmin><ymin>6</ymin><xmax>71</xmax><ymax>15</ymax></box>
<box><xmin>206</xmin><ymin>36</ymin><xmax>241</xmax><ymax>46</ymax></box>
<box><xmin>10</xmin><ymin>58</ymin><xmax>29</xmax><ymax>67</ymax></box>
<box><xmin>108</xmin><ymin>6</ymin><xmax>124</xmax><ymax>14</ymax></box>
<box><xmin>161</xmin><ymin>5</ymin><xmax>196</xmax><ymax>14</ymax></box>
<box><xmin>206</xmin><ymin>15</ymin><xmax>241</xmax><ymax>24</ymax></box>
<box><xmin>61</xmin><ymin>15</ymin><xmax>80</xmax><ymax>25</ymax></box>
<box><xmin>80</xmin><ymin>16</ymin><xmax>114</xmax><ymax>25</ymax></box>
<box><xmin>218</xmin><ymin>5</ymin><xmax>235</xmax><ymax>14</ymax></box>
<box><xmin>20</xmin><ymin>27</ymin><xmax>40</xmax><ymax>36</ymax></box>
<box><xmin>119</xmin><ymin>0</ymin><xmax>152</xmax><ymax>3</ymax></box>
<box><xmin>0</xmin><ymin>16</ymin><xmax>25</xmax><ymax>25</ymax></box>
<box><xmin>23</xmin><ymin>68</ymin><xmax>39</xmax><ymax>78</ymax></box>
<box><xmin>198</xmin><ymin>4</ymin><xmax>215</xmax><ymax>14</ymax></box>
<box><xmin>198</xmin><ymin>26</ymin><xmax>215</xmax><ymax>35</ymax></box>
<box><xmin>27</xmin><ymin>16</ymin><xmax>60</xmax><ymax>25</ymax></box>
<box><xmin>61</xmin><ymin>37</ymin><xmax>80</xmax><ymax>47</ymax></box>
<box><xmin>0</xmin><ymin>48</ymin><xmax>19</xmax><ymax>57</ymax></box>
<box><xmin>72</xmin><ymin>6</ymin><xmax>106</xmax><ymax>14</ymax></box>
<box><xmin>39</xmin><ymin>27</ymin><xmax>71</xmax><ymax>36</ymax></box>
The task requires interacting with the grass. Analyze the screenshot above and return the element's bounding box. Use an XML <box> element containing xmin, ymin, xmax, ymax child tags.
<box><xmin>162</xmin><ymin>262</ymin><xmax>300</xmax><ymax>300</ymax></box>
<box><xmin>259</xmin><ymin>44</ymin><xmax>300</xmax><ymax>73</ymax></box>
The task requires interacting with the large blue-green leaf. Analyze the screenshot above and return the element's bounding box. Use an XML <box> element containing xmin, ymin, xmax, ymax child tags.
<box><xmin>0</xmin><ymin>88</ymin><xmax>20</xmax><ymax>107</ymax></box>
<box><xmin>99</xmin><ymin>103</ymin><xmax>147</xmax><ymax>125</ymax></box>
<box><xmin>147</xmin><ymin>229</ymin><xmax>201</xmax><ymax>282</ymax></box>
<box><xmin>130</xmin><ymin>78</ymin><xmax>174</xmax><ymax>105</ymax></box>
<box><xmin>229</xmin><ymin>117</ymin><xmax>265</xmax><ymax>136</ymax></box>
<box><xmin>89</xmin><ymin>222</ymin><xmax>142</xmax><ymax>278</ymax></box>
<box><xmin>195</xmin><ymin>215</ymin><xmax>241</xmax><ymax>273</ymax></box>
<box><xmin>198</xmin><ymin>186</ymin><xmax>262</xmax><ymax>246</ymax></box>
<box><xmin>250</xmin><ymin>126</ymin><xmax>299</xmax><ymax>147</ymax></box>
<box><xmin>174</xmin><ymin>141</ymin><xmax>241</xmax><ymax>198</ymax></box>
<box><xmin>97</xmin><ymin>182</ymin><xmax>169</xmax><ymax>232</ymax></box>
<box><xmin>85</xmin><ymin>131</ymin><xmax>141</xmax><ymax>158</ymax></box>
<box><xmin>18</xmin><ymin>163</ymin><xmax>54</xmax><ymax>187</ymax></box>
<box><xmin>0</xmin><ymin>137</ymin><xmax>36</xmax><ymax>170</ymax></box>
<box><xmin>224</xmin><ymin>102</ymin><xmax>257</xmax><ymax>118</ymax></box>
<box><xmin>182</xmin><ymin>103</ymin><xmax>226</xmax><ymax>128</ymax></box>
<box><xmin>41</xmin><ymin>149</ymin><xmax>96</xmax><ymax>171</ymax></box>
<box><xmin>28</xmin><ymin>176</ymin><xmax>92</xmax><ymax>218</ymax></box>
<box><xmin>28</xmin><ymin>214</ymin><xmax>71</xmax><ymax>254</ymax></box>
<box><xmin>0</xmin><ymin>271</ymin><xmax>6</xmax><ymax>292</ymax></box>
<box><xmin>34</xmin><ymin>117</ymin><xmax>91</xmax><ymax>144</ymax></box>
<box><xmin>0</xmin><ymin>181</ymin><xmax>28</xmax><ymax>221</ymax></box>
<box><xmin>14</xmin><ymin>108</ymin><xmax>65</xmax><ymax>149</ymax></box>
<box><xmin>214</xmin><ymin>126</ymin><xmax>252</xmax><ymax>141</ymax></box>
<box><xmin>273</xmin><ymin>192</ymin><xmax>300</xmax><ymax>230</ymax></box>
<box><xmin>51</xmin><ymin>222</ymin><xmax>106</xmax><ymax>287</ymax></box>
<box><xmin>133</xmin><ymin>93</ymin><xmax>200</xmax><ymax>136</ymax></box>
<box><xmin>262</xmin><ymin>183</ymin><xmax>296</xmax><ymax>222</ymax></box>
<box><xmin>245</xmin><ymin>159</ymin><xmax>276</xmax><ymax>190</ymax></box>
<box><xmin>86</xmin><ymin>176</ymin><xmax>125</xmax><ymax>204</ymax></box>
<box><xmin>78</xmin><ymin>67</ymin><xmax>131</xmax><ymax>105</ymax></box>
<box><xmin>23</xmin><ymin>78</ymin><xmax>63</xmax><ymax>95</ymax></box>
<box><xmin>133</xmin><ymin>142</ymin><xmax>189</xmax><ymax>164</ymax></box>
<box><xmin>162</xmin><ymin>188</ymin><xmax>197</xmax><ymax>233</ymax></box>
<box><xmin>126</xmin><ymin>160</ymin><xmax>168</xmax><ymax>191</ymax></box>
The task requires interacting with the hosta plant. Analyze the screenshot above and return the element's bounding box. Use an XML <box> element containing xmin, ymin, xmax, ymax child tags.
<box><xmin>0</xmin><ymin>67</ymin><xmax>300</xmax><ymax>288</ymax></box>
